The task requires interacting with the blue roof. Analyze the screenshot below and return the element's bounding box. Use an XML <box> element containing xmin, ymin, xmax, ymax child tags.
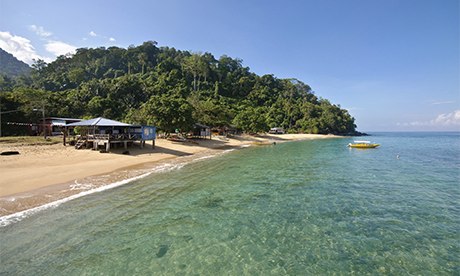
<box><xmin>66</xmin><ymin>117</ymin><xmax>132</xmax><ymax>127</ymax></box>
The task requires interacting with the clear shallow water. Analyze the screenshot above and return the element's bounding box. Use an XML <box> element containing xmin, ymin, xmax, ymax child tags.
<box><xmin>1</xmin><ymin>132</ymin><xmax>459</xmax><ymax>275</ymax></box>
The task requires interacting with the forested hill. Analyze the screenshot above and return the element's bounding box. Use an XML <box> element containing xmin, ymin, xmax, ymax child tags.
<box><xmin>0</xmin><ymin>48</ymin><xmax>31</xmax><ymax>77</ymax></box>
<box><xmin>0</xmin><ymin>41</ymin><xmax>357</xmax><ymax>135</ymax></box>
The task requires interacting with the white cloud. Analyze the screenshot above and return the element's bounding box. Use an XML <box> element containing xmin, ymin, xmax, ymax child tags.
<box><xmin>29</xmin><ymin>25</ymin><xmax>77</xmax><ymax>58</ymax></box>
<box><xmin>29</xmin><ymin>25</ymin><xmax>52</xmax><ymax>37</ymax></box>
<box><xmin>44</xmin><ymin>40</ymin><xmax>77</xmax><ymax>56</ymax></box>
<box><xmin>431</xmin><ymin>100</ymin><xmax>455</xmax><ymax>105</ymax></box>
<box><xmin>343</xmin><ymin>107</ymin><xmax>361</xmax><ymax>112</ymax></box>
<box><xmin>1</xmin><ymin>28</ymin><xmax>78</xmax><ymax>65</ymax></box>
<box><xmin>431</xmin><ymin>110</ymin><xmax>460</xmax><ymax>126</ymax></box>
<box><xmin>87</xmin><ymin>30</ymin><xmax>115</xmax><ymax>43</ymax></box>
<box><xmin>0</xmin><ymin>31</ymin><xmax>45</xmax><ymax>64</ymax></box>
<box><xmin>398</xmin><ymin>110</ymin><xmax>460</xmax><ymax>128</ymax></box>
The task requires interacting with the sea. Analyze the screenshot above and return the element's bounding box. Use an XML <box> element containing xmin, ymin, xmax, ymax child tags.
<box><xmin>0</xmin><ymin>132</ymin><xmax>459</xmax><ymax>275</ymax></box>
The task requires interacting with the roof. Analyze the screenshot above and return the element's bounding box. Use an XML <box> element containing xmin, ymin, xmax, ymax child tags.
<box><xmin>66</xmin><ymin>117</ymin><xmax>133</xmax><ymax>127</ymax></box>
<box><xmin>195</xmin><ymin>123</ymin><xmax>210</xmax><ymax>128</ymax></box>
<box><xmin>45</xmin><ymin>117</ymin><xmax>82</xmax><ymax>121</ymax></box>
<box><xmin>46</xmin><ymin>117</ymin><xmax>82</xmax><ymax>126</ymax></box>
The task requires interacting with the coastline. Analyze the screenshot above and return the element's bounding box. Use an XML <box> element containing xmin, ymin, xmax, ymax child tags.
<box><xmin>0</xmin><ymin>134</ymin><xmax>340</xmax><ymax>218</ymax></box>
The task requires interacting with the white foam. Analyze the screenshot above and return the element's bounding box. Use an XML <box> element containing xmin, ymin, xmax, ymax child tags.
<box><xmin>152</xmin><ymin>163</ymin><xmax>185</xmax><ymax>172</ymax></box>
<box><xmin>0</xmin><ymin>171</ymin><xmax>154</xmax><ymax>227</ymax></box>
<box><xmin>0</xmin><ymin>148</ymin><xmax>238</xmax><ymax>227</ymax></box>
<box><xmin>193</xmin><ymin>154</ymin><xmax>219</xmax><ymax>161</ymax></box>
<box><xmin>190</xmin><ymin>148</ymin><xmax>236</xmax><ymax>162</ymax></box>
<box><xmin>0</xmin><ymin>161</ymin><xmax>192</xmax><ymax>227</ymax></box>
<box><xmin>70</xmin><ymin>181</ymin><xmax>96</xmax><ymax>191</ymax></box>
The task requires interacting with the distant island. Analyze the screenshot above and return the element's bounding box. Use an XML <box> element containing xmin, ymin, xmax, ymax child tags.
<box><xmin>0</xmin><ymin>42</ymin><xmax>358</xmax><ymax>136</ymax></box>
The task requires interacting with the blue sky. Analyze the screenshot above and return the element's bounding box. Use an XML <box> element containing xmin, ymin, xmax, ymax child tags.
<box><xmin>1</xmin><ymin>0</ymin><xmax>458</xmax><ymax>131</ymax></box>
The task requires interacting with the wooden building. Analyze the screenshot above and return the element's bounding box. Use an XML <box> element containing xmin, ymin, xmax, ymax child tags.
<box><xmin>191</xmin><ymin>123</ymin><xmax>211</xmax><ymax>139</ymax></box>
<box><xmin>268</xmin><ymin>127</ymin><xmax>285</xmax><ymax>134</ymax></box>
<box><xmin>65</xmin><ymin>117</ymin><xmax>156</xmax><ymax>151</ymax></box>
<box><xmin>38</xmin><ymin>117</ymin><xmax>82</xmax><ymax>136</ymax></box>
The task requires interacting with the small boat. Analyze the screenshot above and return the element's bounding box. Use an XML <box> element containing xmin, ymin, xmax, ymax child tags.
<box><xmin>252</xmin><ymin>140</ymin><xmax>276</xmax><ymax>146</ymax></box>
<box><xmin>348</xmin><ymin>140</ymin><xmax>380</xmax><ymax>148</ymax></box>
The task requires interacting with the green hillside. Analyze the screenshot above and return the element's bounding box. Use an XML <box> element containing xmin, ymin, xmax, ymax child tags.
<box><xmin>0</xmin><ymin>48</ymin><xmax>31</xmax><ymax>77</ymax></box>
<box><xmin>0</xmin><ymin>42</ymin><xmax>357</xmax><ymax>136</ymax></box>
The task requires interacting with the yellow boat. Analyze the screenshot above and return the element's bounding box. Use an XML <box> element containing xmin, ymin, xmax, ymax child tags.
<box><xmin>348</xmin><ymin>140</ymin><xmax>380</xmax><ymax>148</ymax></box>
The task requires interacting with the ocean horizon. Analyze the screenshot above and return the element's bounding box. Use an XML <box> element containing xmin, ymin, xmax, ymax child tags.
<box><xmin>1</xmin><ymin>132</ymin><xmax>459</xmax><ymax>275</ymax></box>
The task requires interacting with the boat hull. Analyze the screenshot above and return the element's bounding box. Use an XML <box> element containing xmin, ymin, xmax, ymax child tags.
<box><xmin>348</xmin><ymin>143</ymin><xmax>379</xmax><ymax>148</ymax></box>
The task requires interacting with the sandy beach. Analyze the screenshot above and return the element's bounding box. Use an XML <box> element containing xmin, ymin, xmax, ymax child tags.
<box><xmin>0</xmin><ymin>134</ymin><xmax>338</xmax><ymax>216</ymax></box>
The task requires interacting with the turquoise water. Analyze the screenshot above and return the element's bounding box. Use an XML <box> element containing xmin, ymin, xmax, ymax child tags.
<box><xmin>1</xmin><ymin>132</ymin><xmax>459</xmax><ymax>275</ymax></box>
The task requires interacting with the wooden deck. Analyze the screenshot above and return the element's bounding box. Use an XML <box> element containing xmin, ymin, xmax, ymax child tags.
<box><xmin>75</xmin><ymin>133</ymin><xmax>150</xmax><ymax>151</ymax></box>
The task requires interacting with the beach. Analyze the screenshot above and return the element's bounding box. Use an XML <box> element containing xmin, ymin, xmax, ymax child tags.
<box><xmin>0</xmin><ymin>134</ymin><xmax>336</xmax><ymax>216</ymax></box>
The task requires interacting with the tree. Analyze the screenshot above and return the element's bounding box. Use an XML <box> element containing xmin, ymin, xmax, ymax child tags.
<box><xmin>233</xmin><ymin>105</ymin><xmax>268</xmax><ymax>133</ymax></box>
<box><xmin>107</xmin><ymin>75</ymin><xmax>147</xmax><ymax>115</ymax></box>
<box><xmin>11</xmin><ymin>87</ymin><xmax>48</xmax><ymax>115</ymax></box>
<box><xmin>2</xmin><ymin>41</ymin><xmax>357</xmax><ymax>136</ymax></box>
<box><xmin>188</xmin><ymin>91</ymin><xmax>232</xmax><ymax>127</ymax></box>
<box><xmin>182</xmin><ymin>53</ymin><xmax>207</xmax><ymax>91</ymax></box>
<box><xmin>140</xmin><ymin>90</ymin><xmax>194</xmax><ymax>135</ymax></box>
<box><xmin>138</xmin><ymin>52</ymin><xmax>148</xmax><ymax>75</ymax></box>
<box><xmin>0</xmin><ymin>74</ymin><xmax>15</xmax><ymax>91</ymax></box>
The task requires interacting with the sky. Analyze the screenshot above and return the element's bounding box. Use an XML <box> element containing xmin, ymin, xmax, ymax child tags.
<box><xmin>0</xmin><ymin>0</ymin><xmax>459</xmax><ymax>132</ymax></box>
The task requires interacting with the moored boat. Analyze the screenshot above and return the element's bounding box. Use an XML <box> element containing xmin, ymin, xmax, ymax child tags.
<box><xmin>348</xmin><ymin>140</ymin><xmax>380</xmax><ymax>148</ymax></box>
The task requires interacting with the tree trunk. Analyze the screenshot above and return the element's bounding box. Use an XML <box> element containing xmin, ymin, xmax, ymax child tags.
<box><xmin>193</xmin><ymin>73</ymin><xmax>197</xmax><ymax>91</ymax></box>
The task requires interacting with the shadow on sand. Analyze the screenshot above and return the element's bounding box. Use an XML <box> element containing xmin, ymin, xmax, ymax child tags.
<box><xmin>105</xmin><ymin>138</ymin><xmax>233</xmax><ymax>157</ymax></box>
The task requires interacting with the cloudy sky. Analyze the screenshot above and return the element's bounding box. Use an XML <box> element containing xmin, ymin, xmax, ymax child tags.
<box><xmin>0</xmin><ymin>0</ymin><xmax>459</xmax><ymax>131</ymax></box>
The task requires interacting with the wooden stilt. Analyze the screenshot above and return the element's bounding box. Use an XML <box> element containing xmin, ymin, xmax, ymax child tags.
<box><xmin>63</xmin><ymin>127</ymin><xmax>67</xmax><ymax>146</ymax></box>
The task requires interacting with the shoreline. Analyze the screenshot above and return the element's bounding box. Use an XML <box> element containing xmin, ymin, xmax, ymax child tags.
<box><xmin>0</xmin><ymin>134</ymin><xmax>340</xmax><ymax>219</ymax></box>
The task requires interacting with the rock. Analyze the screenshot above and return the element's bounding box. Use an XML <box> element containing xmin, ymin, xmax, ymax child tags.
<box><xmin>0</xmin><ymin>151</ymin><xmax>20</xmax><ymax>156</ymax></box>
<box><xmin>156</xmin><ymin>245</ymin><xmax>169</xmax><ymax>258</ymax></box>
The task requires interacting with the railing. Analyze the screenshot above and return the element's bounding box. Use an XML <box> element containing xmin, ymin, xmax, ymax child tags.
<box><xmin>88</xmin><ymin>134</ymin><xmax>110</xmax><ymax>140</ymax></box>
<box><xmin>85</xmin><ymin>133</ymin><xmax>141</xmax><ymax>141</ymax></box>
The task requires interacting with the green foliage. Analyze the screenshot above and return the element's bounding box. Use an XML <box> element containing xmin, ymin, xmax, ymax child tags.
<box><xmin>138</xmin><ymin>89</ymin><xmax>194</xmax><ymax>135</ymax></box>
<box><xmin>233</xmin><ymin>105</ymin><xmax>269</xmax><ymax>133</ymax></box>
<box><xmin>1</xmin><ymin>42</ymin><xmax>357</xmax><ymax>136</ymax></box>
<box><xmin>188</xmin><ymin>90</ymin><xmax>232</xmax><ymax>127</ymax></box>
<box><xmin>0</xmin><ymin>48</ymin><xmax>31</xmax><ymax>77</ymax></box>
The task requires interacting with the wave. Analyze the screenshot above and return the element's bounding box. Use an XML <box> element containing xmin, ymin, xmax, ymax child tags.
<box><xmin>0</xmin><ymin>171</ymin><xmax>152</xmax><ymax>227</ymax></box>
<box><xmin>0</xmin><ymin>147</ymin><xmax>236</xmax><ymax>227</ymax></box>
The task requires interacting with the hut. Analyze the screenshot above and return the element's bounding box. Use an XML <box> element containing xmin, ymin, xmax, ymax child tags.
<box><xmin>191</xmin><ymin>123</ymin><xmax>211</xmax><ymax>139</ymax></box>
<box><xmin>269</xmin><ymin>127</ymin><xmax>285</xmax><ymax>134</ymax></box>
<box><xmin>65</xmin><ymin>117</ymin><xmax>156</xmax><ymax>151</ymax></box>
<box><xmin>212</xmin><ymin>125</ymin><xmax>239</xmax><ymax>136</ymax></box>
<box><xmin>39</xmin><ymin>117</ymin><xmax>82</xmax><ymax>136</ymax></box>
